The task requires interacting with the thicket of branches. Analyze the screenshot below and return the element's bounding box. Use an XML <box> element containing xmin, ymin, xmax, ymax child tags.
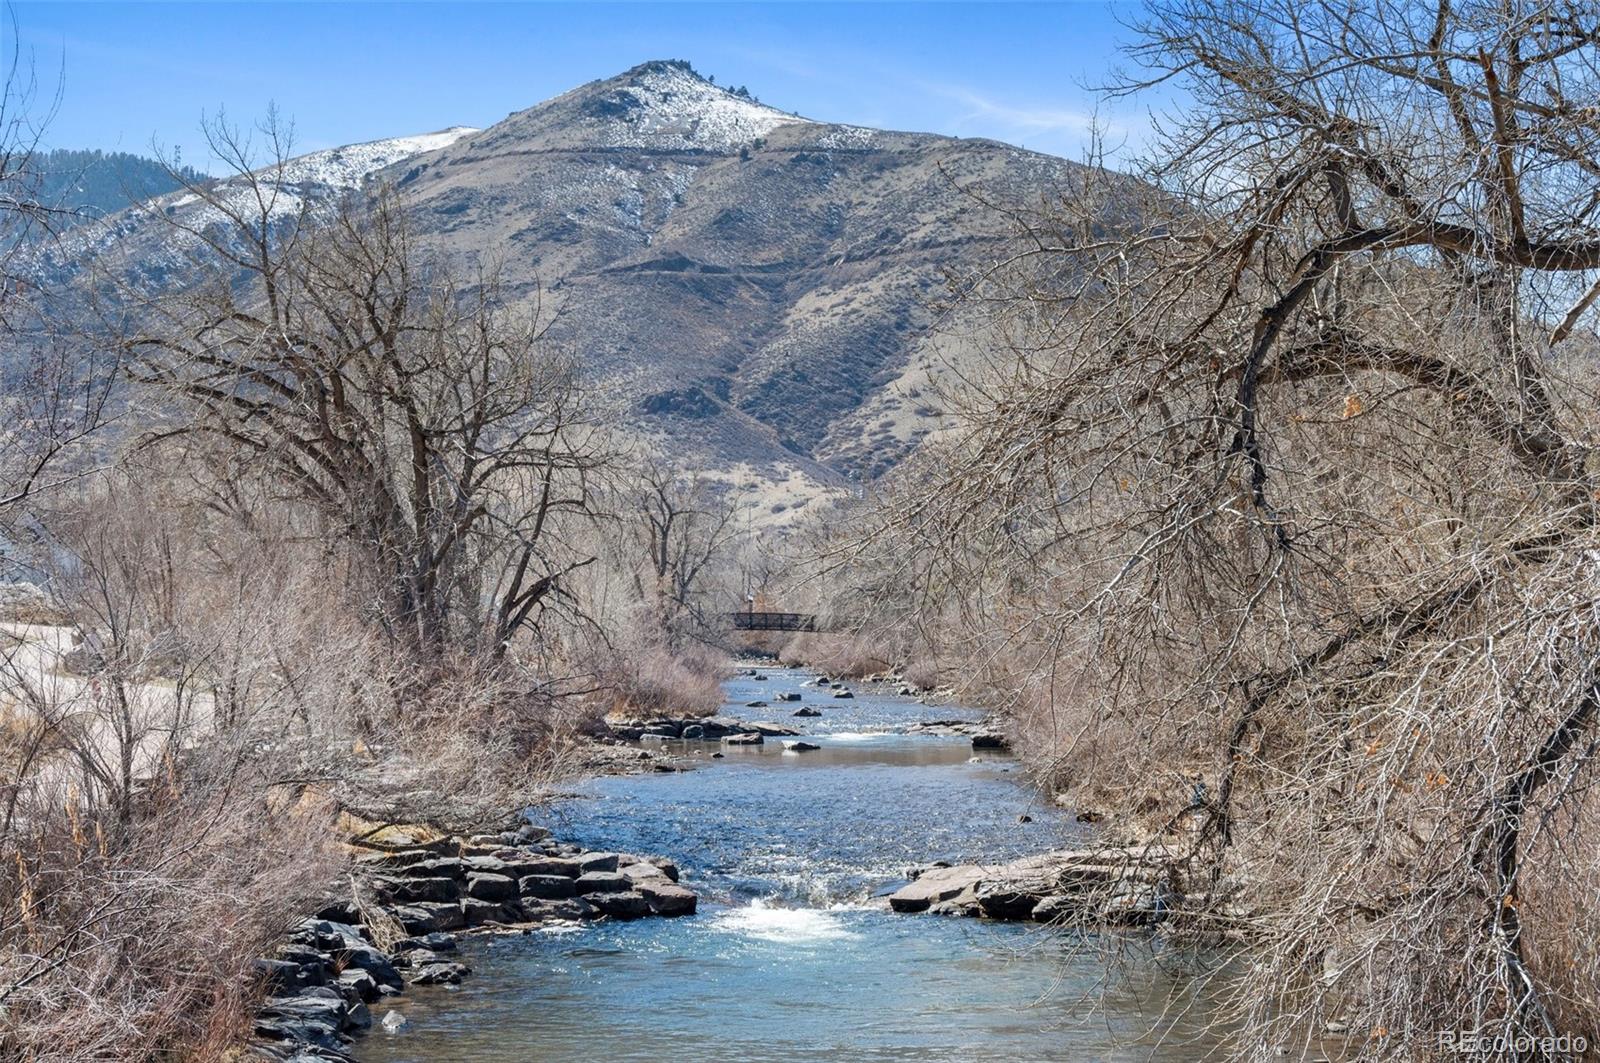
<box><xmin>0</xmin><ymin>107</ymin><xmax>751</xmax><ymax>1057</ymax></box>
<box><xmin>811</xmin><ymin>0</ymin><xmax>1600</xmax><ymax>1056</ymax></box>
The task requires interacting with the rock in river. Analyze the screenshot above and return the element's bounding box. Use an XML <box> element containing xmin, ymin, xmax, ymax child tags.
<box><xmin>577</xmin><ymin>851</ymin><xmax>621</xmax><ymax>874</ymax></box>
<box><xmin>591</xmin><ymin>890</ymin><xmax>651</xmax><ymax>919</ymax></box>
<box><xmin>575</xmin><ymin>871</ymin><xmax>631</xmax><ymax>894</ymax></box>
<box><xmin>520</xmin><ymin>874</ymin><xmax>578</xmax><ymax>899</ymax></box>
<box><xmin>886</xmin><ymin>865</ymin><xmax>985</xmax><ymax>913</ymax></box>
<box><xmin>637</xmin><ymin>880</ymin><xmax>697</xmax><ymax>916</ymax></box>
<box><xmin>465</xmin><ymin>872</ymin><xmax>518</xmax><ymax>901</ymax></box>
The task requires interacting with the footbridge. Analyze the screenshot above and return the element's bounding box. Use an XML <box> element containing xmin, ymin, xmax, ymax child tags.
<box><xmin>724</xmin><ymin>611</ymin><xmax>824</xmax><ymax>632</ymax></box>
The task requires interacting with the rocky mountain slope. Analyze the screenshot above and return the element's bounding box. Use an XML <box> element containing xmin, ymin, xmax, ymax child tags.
<box><xmin>45</xmin><ymin>61</ymin><xmax>1083</xmax><ymax>513</ymax></box>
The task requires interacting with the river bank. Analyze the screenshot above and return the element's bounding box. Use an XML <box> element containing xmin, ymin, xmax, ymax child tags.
<box><xmin>334</xmin><ymin>664</ymin><xmax>1230</xmax><ymax>1062</ymax></box>
<box><xmin>248</xmin><ymin>821</ymin><xmax>698</xmax><ymax>1060</ymax></box>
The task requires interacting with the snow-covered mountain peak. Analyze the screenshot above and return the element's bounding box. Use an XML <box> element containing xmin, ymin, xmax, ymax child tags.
<box><xmin>565</xmin><ymin>59</ymin><xmax>812</xmax><ymax>151</ymax></box>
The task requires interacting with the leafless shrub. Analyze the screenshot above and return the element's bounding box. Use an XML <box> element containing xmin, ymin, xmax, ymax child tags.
<box><xmin>0</xmin><ymin>749</ymin><xmax>343</xmax><ymax>1061</ymax></box>
<box><xmin>776</xmin><ymin>633</ymin><xmax>893</xmax><ymax>678</ymax></box>
<box><xmin>596</xmin><ymin>636</ymin><xmax>726</xmax><ymax>721</ymax></box>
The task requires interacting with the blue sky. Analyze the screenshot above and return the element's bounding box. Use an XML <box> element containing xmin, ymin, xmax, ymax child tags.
<box><xmin>5</xmin><ymin>2</ymin><xmax>1151</xmax><ymax>171</ymax></box>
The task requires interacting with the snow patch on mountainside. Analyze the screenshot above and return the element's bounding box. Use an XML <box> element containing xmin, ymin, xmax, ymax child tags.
<box><xmin>41</xmin><ymin>127</ymin><xmax>478</xmax><ymax>273</ymax></box>
<box><xmin>277</xmin><ymin>127</ymin><xmax>478</xmax><ymax>188</ymax></box>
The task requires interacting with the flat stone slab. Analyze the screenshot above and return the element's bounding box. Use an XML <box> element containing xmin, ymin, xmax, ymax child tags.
<box><xmin>887</xmin><ymin>848</ymin><xmax>1176</xmax><ymax>921</ymax></box>
<box><xmin>887</xmin><ymin>865</ymin><xmax>986</xmax><ymax>913</ymax></box>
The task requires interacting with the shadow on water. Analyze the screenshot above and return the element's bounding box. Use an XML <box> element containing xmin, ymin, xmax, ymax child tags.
<box><xmin>359</xmin><ymin>667</ymin><xmax>1230</xmax><ymax>1062</ymax></box>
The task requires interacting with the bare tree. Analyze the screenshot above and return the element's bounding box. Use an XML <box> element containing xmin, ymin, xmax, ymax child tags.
<box><xmin>0</xmin><ymin>18</ymin><xmax>113</xmax><ymax>545</ymax></box>
<box><xmin>633</xmin><ymin>462</ymin><xmax>741</xmax><ymax>633</ymax></box>
<box><xmin>846</xmin><ymin>0</ymin><xmax>1600</xmax><ymax>1055</ymax></box>
<box><xmin>123</xmin><ymin>118</ymin><xmax>606</xmax><ymax>661</ymax></box>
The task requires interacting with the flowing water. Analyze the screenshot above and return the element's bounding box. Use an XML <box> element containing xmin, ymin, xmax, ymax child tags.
<box><xmin>359</xmin><ymin>668</ymin><xmax>1223</xmax><ymax>1062</ymax></box>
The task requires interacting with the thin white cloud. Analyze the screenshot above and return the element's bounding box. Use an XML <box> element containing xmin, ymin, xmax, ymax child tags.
<box><xmin>931</xmin><ymin>83</ymin><xmax>1106</xmax><ymax>136</ymax></box>
<box><xmin>913</xmin><ymin>80</ymin><xmax>1144</xmax><ymax>160</ymax></box>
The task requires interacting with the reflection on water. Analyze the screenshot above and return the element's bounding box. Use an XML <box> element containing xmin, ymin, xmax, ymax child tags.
<box><xmin>359</xmin><ymin>668</ymin><xmax>1225</xmax><ymax>1062</ymax></box>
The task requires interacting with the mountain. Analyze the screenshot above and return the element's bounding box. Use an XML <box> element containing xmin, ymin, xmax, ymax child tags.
<box><xmin>26</xmin><ymin>149</ymin><xmax>208</xmax><ymax>228</ymax></box>
<box><xmin>41</xmin><ymin>60</ymin><xmax>1083</xmax><ymax>514</ymax></box>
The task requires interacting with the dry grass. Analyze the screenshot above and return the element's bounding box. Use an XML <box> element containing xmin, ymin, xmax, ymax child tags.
<box><xmin>0</xmin><ymin>750</ymin><xmax>345</xmax><ymax>1061</ymax></box>
<box><xmin>777</xmin><ymin>633</ymin><xmax>892</xmax><ymax>678</ymax></box>
<box><xmin>601</xmin><ymin>643</ymin><xmax>727</xmax><ymax>720</ymax></box>
<box><xmin>0</xmin><ymin>464</ymin><xmax>601</xmax><ymax>1059</ymax></box>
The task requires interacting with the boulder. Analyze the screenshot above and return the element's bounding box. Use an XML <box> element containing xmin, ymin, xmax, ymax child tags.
<box><xmin>409</xmin><ymin>961</ymin><xmax>471</xmax><ymax>986</ymax></box>
<box><xmin>722</xmin><ymin>732</ymin><xmax>763</xmax><ymax>746</ymax></box>
<box><xmin>465</xmin><ymin>872</ymin><xmax>518</xmax><ymax>901</ymax></box>
<box><xmin>745</xmin><ymin>700</ymin><xmax>768</xmax><ymax>708</ymax></box>
<box><xmin>575</xmin><ymin>871</ymin><xmax>630</xmax><ymax>894</ymax></box>
<box><xmin>515</xmin><ymin>824</ymin><xmax>552</xmax><ymax>844</ymax></box>
<box><xmin>512</xmin><ymin>856</ymin><xmax>582</xmax><ymax>878</ymax></box>
<box><xmin>774</xmin><ymin>692</ymin><xmax>801</xmax><ymax>702</ymax></box>
<box><xmin>577</xmin><ymin>851</ymin><xmax>621</xmax><ymax>874</ymax></box>
<box><xmin>638</xmin><ymin>881</ymin><xmax>697</xmax><ymax>916</ymax></box>
<box><xmin>462</xmin><ymin>897</ymin><xmax>521</xmax><ymax>924</ymax></box>
<box><xmin>591</xmin><ymin>890</ymin><xmax>651</xmax><ymax>919</ymax></box>
<box><xmin>289</xmin><ymin>919</ymin><xmax>367</xmax><ymax>951</ymax></box>
<box><xmin>975</xmin><ymin>881</ymin><xmax>1040</xmax><ymax>921</ymax></box>
<box><xmin>392</xmin><ymin>948</ymin><xmax>448</xmax><ymax>969</ymax></box>
<box><xmin>793</xmin><ymin>707</ymin><xmax>821</xmax><ymax>717</ymax></box>
<box><xmin>886</xmin><ymin>865</ymin><xmax>986</xmax><ymax>913</ymax></box>
<box><xmin>253</xmin><ymin>958</ymin><xmax>307</xmax><ymax>994</ymax></box>
<box><xmin>1030</xmin><ymin>895</ymin><xmax>1076</xmax><ymax>923</ymax></box>
<box><xmin>784</xmin><ymin>740</ymin><xmax>821</xmax><ymax>752</ymax></box>
<box><xmin>410</xmin><ymin>856</ymin><xmax>466</xmax><ymax>879</ymax></box>
<box><xmin>339</xmin><ymin>944</ymin><xmax>403</xmax><ymax>990</ymax></box>
<box><xmin>525</xmin><ymin>896</ymin><xmax>598</xmax><ymax>921</ymax></box>
<box><xmin>336</xmin><ymin>968</ymin><xmax>379</xmax><ymax>1003</ymax></box>
<box><xmin>375</xmin><ymin>875</ymin><xmax>459</xmax><ymax>904</ymax></box>
<box><xmin>929</xmin><ymin>892</ymin><xmax>982</xmax><ymax>916</ymax></box>
<box><xmin>620</xmin><ymin>858</ymin><xmax>678</xmax><ymax>883</ymax></box>
<box><xmin>392</xmin><ymin>932</ymin><xmax>456</xmax><ymax>954</ymax></box>
<box><xmin>380</xmin><ymin>1009</ymin><xmax>408</xmax><ymax>1032</ymax></box>
<box><xmin>253</xmin><ymin>1013</ymin><xmax>343</xmax><ymax>1050</ymax></box>
<box><xmin>681</xmin><ymin>724</ymin><xmax>706</xmax><ymax>739</ymax></box>
<box><xmin>750</xmin><ymin>720</ymin><xmax>802</xmax><ymax>736</ymax></box>
<box><xmin>259</xmin><ymin>987</ymin><xmax>347</xmax><ymax>1029</ymax></box>
<box><xmin>970</xmin><ymin>733</ymin><xmax>1010</xmax><ymax>750</ymax></box>
<box><xmin>390</xmin><ymin>902</ymin><xmax>465</xmax><ymax>934</ymax></box>
<box><xmin>354</xmin><ymin>848</ymin><xmax>437</xmax><ymax>872</ymax></box>
<box><xmin>519</xmin><ymin>874</ymin><xmax>578</xmax><ymax>899</ymax></box>
<box><xmin>832</xmin><ymin>690</ymin><xmax>855</xmax><ymax>699</ymax></box>
<box><xmin>274</xmin><ymin>946</ymin><xmax>331</xmax><ymax>985</ymax></box>
<box><xmin>310</xmin><ymin>901</ymin><xmax>362</xmax><ymax>925</ymax></box>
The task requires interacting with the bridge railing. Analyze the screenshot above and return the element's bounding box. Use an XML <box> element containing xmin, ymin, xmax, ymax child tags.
<box><xmin>725</xmin><ymin>611</ymin><xmax>819</xmax><ymax>632</ymax></box>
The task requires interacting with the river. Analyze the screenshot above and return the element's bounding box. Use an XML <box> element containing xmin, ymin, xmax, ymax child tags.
<box><xmin>359</xmin><ymin>666</ymin><xmax>1222</xmax><ymax>1062</ymax></box>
